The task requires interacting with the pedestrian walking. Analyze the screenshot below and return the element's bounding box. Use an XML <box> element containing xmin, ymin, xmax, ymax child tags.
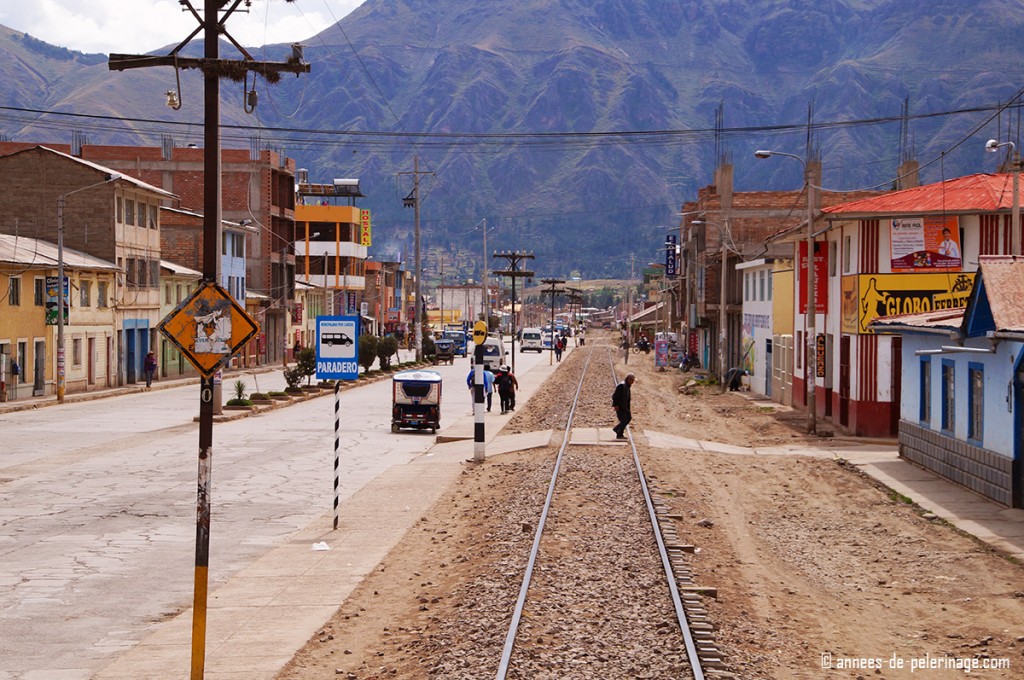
<box><xmin>504</xmin><ymin>365</ymin><xmax>519</xmax><ymax>411</ymax></box>
<box><xmin>143</xmin><ymin>351</ymin><xmax>157</xmax><ymax>388</ymax></box>
<box><xmin>611</xmin><ymin>372</ymin><xmax>635</xmax><ymax>439</ymax></box>
<box><xmin>466</xmin><ymin>366</ymin><xmax>495</xmax><ymax>412</ymax></box>
<box><xmin>554</xmin><ymin>337</ymin><xmax>563</xmax><ymax>362</ymax></box>
<box><xmin>495</xmin><ymin>365</ymin><xmax>518</xmax><ymax>414</ymax></box>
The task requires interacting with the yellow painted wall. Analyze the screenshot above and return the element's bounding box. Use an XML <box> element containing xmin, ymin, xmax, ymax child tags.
<box><xmin>772</xmin><ymin>259</ymin><xmax>795</xmax><ymax>336</ymax></box>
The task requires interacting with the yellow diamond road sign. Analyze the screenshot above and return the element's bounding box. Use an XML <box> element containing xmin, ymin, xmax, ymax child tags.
<box><xmin>158</xmin><ymin>281</ymin><xmax>260</xmax><ymax>378</ymax></box>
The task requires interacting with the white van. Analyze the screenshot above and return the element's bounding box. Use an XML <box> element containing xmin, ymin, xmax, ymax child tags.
<box><xmin>520</xmin><ymin>327</ymin><xmax>543</xmax><ymax>352</ymax></box>
<box><xmin>480</xmin><ymin>336</ymin><xmax>507</xmax><ymax>370</ymax></box>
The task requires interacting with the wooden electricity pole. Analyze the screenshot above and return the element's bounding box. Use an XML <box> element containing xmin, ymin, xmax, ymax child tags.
<box><xmin>109</xmin><ymin>3</ymin><xmax>308</xmax><ymax>678</ymax></box>
<box><xmin>492</xmin><ymin>251</ymin><xmax>535</xmax><ymax>374</ymax></box>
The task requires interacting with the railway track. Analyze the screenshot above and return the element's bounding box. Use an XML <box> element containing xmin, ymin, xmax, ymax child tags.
<box><xmin>494</xmin><ymin>342</ymin><xmax>726</xmax><ymax>679</ymax></box>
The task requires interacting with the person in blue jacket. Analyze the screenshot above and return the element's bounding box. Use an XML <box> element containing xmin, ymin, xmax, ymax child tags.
<box><xmin>466</xmin><ymin>366</ymin><xmax>495</xmax><ymax>412</ymax></box>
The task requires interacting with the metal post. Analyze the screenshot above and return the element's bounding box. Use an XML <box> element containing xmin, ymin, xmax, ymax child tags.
<box><xmin>482</xmin><ymin>219</ymin><xmax>489</xmax><ymax>323</ymax></box>
<box><xmin>413</xmin><ymin>155</ymin><xmax>422</xmax><ymax>361</ymax></box>
<box><xmin>719</xmin><ymin>219</ymin><xmax>729</xmax><ymax>392</ymax></box>
<box><xmin>56</xmin><ymin>195</ymin><xmax>66</xmax><ymax>404</ymax></box>
<box><xmin>333</xmin><ymin>381</ymin><xmax>340</xmax><ymax>529</ymax></box>
<box><xmin>473</xmin><ymin>340</ymin><xmax>485</xmax><ymax>462</ymax></box>
<box><xmin>1014</xmin><ymin>152</ymin><xmax>1021</xmax><ymax>256</ymax></box>
<box><xmin>805</xmin><ymin>175</ymin><xmax>817</xmax><ymax>434</ymax></box>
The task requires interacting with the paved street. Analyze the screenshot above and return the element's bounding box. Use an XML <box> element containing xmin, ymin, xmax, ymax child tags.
<box><xmin>0</xmin><ymin>345</ymin><xmax>551</xmax><ymax>679</ymax></box>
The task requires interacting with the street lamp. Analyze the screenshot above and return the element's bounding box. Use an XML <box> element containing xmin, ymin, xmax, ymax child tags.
<box><xmin>755</xmin><ymin>148</ymin><xmax>817</xmax><ymax>433</ymax></box>
<box><xmin>985</xmin><ymin>139</ymin><xmax>1021</xmax><ymax>256</ymax></box>
<box><xmin>56</xmin><ymin>173</ymin><xmax>121</xmax><ymax>403</ymax></box>
<box><xmin>692</xmin><ymin>219</ymin><xmax>731</xmax><ymax>392</ymax></box>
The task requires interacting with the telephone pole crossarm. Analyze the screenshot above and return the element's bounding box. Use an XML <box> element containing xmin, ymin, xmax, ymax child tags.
<box><xmin>492</xmin><ymin>251</ymin><xmax>535</xmax><ymax>374</ymax></box>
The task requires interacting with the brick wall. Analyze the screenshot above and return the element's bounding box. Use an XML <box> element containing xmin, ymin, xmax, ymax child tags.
<box><xmin>899</xmin><ymin>420</ymin><xmax>1014</xmax><ymax>507</ymax></box>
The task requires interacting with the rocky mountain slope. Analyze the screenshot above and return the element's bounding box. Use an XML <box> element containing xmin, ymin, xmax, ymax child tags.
<box><xmin>1</xmin><ymin>1</ymin><xmax>1023</xmax><ymax>277</ymax></box>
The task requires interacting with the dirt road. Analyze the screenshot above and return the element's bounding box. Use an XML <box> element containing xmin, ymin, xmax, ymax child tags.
<box><xmin>278</xmin><ymin>339</ymin><xmax>1024</xmax><ymax>679</ymax></box>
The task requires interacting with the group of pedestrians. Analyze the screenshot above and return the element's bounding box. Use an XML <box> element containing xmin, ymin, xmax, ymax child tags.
<box><xmin>461</xmin><ymin>343</ymin><xmax>637</xmax><ymax>441</ymax></box>
<box><xmin>466</xmin><ymin>364</ymin><xmax>519</xmax><ymax>415</ymax></box>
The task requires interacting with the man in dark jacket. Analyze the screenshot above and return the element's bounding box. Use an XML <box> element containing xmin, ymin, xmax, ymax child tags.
<box><xmin>612</xmin><ymin>373</ymin><xmax>635</xmax><ymax>439</ymax></box>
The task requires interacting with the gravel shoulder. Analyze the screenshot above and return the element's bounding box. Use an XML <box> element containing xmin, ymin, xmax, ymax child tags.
<box><xmin>277</xmin><ymin>337</ymin><xmax>1024</xmax><ymax>680</ymax></box>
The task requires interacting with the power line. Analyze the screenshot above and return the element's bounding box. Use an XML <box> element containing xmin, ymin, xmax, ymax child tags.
<box><xmin>1</xmin><ymin>100</ymin><xmax>1020</xmax><ymax>150</ymax></box>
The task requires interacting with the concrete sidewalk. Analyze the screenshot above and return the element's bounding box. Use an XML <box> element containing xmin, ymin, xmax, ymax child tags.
<box><xmin>93</xmin><ymin>349</ymin><xmax>568</xmax><ymax>680</ymax></box>
<box><xmin>643</xmin><ymin>429</ymin><xmax>1024</xmax><ymax>562</ymax></box>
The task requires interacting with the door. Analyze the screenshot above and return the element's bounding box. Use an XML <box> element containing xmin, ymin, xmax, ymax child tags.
<box><xmin>890</xmin><ymin>336</ymin><xmax>902</xmax><ymax>436</ymax></box>
<box><xmin>839</xmin><ymin>335</ymin><xmax>851</xmax><ymax>427</ymax></box>
<box><xmin>1013</xmin><ymin>352</ymin><xmax>1023</xmax><ymax>508</ymax></box>
<box><xmin>33</xmin><ymin>340</ymin><xmax>46</xmax><ymax>396</ymax></box>
<box><xmin>125</xmin><ymin>329</ymin><xmax>136</xmax><ymax>384</ymax></box>
<box><xmin>765</xmin><ymin>339</ymin><xmax>773</xmax><ymax>398</ymax></box>
<box><xmin>87</xmin><ymin>337</ymin><xmax>96</xmax><ymax>385</ymax></box>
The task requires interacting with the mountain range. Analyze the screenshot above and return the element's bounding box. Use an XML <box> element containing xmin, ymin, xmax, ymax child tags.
<box><xmin>2</xmin><ymin>0</ymin><xmax>1024</xmax><ymax>278</ymax></box>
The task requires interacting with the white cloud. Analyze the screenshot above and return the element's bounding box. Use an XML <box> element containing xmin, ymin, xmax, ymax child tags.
<box><xmin>0</xmin><ymin>0</ymin><xmax>362</xmax><ymax>54</ymax></box>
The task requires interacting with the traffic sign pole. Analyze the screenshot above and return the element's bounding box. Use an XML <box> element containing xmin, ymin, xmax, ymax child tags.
<box><xmin>472</xmin><ymin>320</ymin><xmax>488</xmax><ymax>463</ymax></box>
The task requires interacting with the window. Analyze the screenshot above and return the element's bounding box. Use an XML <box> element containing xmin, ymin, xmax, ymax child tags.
<box><xmin>843</xmin><ymin>235</ymin><xmax>852</xmax><ymax>273</ymax></box>
<box><xmin>919</xmin><ymin>357</ymin><xmax>931</xmax><ymax>423</ymax></box>
<box><xmin>125</xmin><ymin>200</ymin><xmax>135</xmax><ymax>227</ymax></box>
<box><xmin>8</xmin><ymin>276</ymin><xmax>20</xmax><ymax>306</ymax></box>
<box><xmin>116</xmin><ymin>196</ymin><xmax>123</xmax><ymax>224</ymax></box>
<box><xmin>80</xmin><ymin>280</ymin><xmax>91</xmax><ymax>307</ymax></box>
<box><xmin>759</xmin><ymin>270</ymin><xmax>766</xmax><ymax>301</ymax></box>
<box><xmin>72</xmin><ymin>338</ymin><xmax>82</xmax><ymax>366</ymax></box>
<box><xmin>165</xmin><ymin>283</ymin><xmax>173</xmax><ymax>304</ymax></box>
<box><xmin>941</xmin><ymin>360</ymin><xmax>955</xmax><ymax>433</ymax></box>
<box><xmin>968</xmin><ymin>363</ymin><xmax>984</xmax><ymax>443</ymax></box>
<box><xmin>97</xmin><ymin>281</ymin><xmax>108</xmax><ymax>307</ymax></box>
<box><xmin>829</xmin><ymin>240</ymin><xmax>838</xmax><ymax>277</ymax></box>
<box><xmin>176</xmin><ymin>284</ymin><xmax>183</xmax><ymax>304</ymax></box>
<box><xmin>148</xmin><ymin>204</ymin><xmax>158</xmax><ymax>229</ymax></box>
<box><xmin>767</xmin><ymin>270</ymin><xmax>773</xmax><ymax>301</ymax></box>
<box><xmin>34</xmin><ymin>278</ymin><xmax>45</xmax><ymax>306</ymax></box>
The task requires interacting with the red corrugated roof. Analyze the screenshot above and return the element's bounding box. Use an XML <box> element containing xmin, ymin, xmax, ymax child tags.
<box><xmin>823</xmin><ymin>173</ymin><xmax>1018</xmax><ymax>216</ymax></box>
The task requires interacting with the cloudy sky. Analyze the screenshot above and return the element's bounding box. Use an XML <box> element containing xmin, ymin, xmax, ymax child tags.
<box><xmin>0</xmin><ymin>0</ymin><xmax>363</xmax><ymax>54</ymax></box>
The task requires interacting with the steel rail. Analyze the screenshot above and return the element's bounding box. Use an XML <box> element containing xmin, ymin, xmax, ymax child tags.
<box><xmin>496</xmin><ymin>343</ymin><xmax>705</xmax><ymax>679</ymax></box>
<box><xmin>612</xmin><ymin>351</ymin><xmax>705</xmax><ymax>680</ymax></box>
<box><xmin>495</xmin><ymin>344</ymin><xmax>595</xmax><ymax>678</ymax></box>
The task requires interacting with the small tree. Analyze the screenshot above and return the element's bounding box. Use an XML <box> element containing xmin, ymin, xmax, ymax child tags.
<box><xmin>377</xmin><ymin>335</ymin><xmax>399</xmax><ymax>371</ymax></box>
<box><xmin>358</xmin><ymin>334</ymin><xmax>379</xmax><ymax>373</ymax></box>
<box><xmin>296</xmin><ymin>347</ymin><xmax>317</xmax><ymax>385</ymax></box>
<box><xmin>283</xmin><ymin>366</ymin><xmax>304</xmax><ymax>390</ymax></box>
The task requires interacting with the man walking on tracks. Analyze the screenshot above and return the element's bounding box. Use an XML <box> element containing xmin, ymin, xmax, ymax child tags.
<box><xmin>612</xmin><ymin>372</ymin><xmax>635</xmax><ymax>439</ymax></box>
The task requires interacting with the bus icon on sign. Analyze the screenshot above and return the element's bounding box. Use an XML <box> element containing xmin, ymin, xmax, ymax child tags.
<box><xmin>323</xmin><ymin>332</ymin><xmax>353</xmax><ymax>347</ymax></box>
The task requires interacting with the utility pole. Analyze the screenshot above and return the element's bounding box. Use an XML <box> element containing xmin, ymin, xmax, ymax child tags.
<box><xmin>540</xmin><ymin>278</ymin><xmax>565</xmax><ymax>366</ymax></box>
<box><xmin>482</xmin><ymin>219</ymin><xmax>490</xmax><ymax>323</ymax></box>
<box><xmin>493</xmin><ymin>251</ymin><xmax>535</xmax><ymax>374</ymax></box>
<box><xmin>400</xmin><ymin>156</ymin><xmax>433</xmax><ymax>361</ymax></box>
<box><xmin>109</xmin><ymin>4</ymin><xmax>308</xmax><ymax>678</ymax></box>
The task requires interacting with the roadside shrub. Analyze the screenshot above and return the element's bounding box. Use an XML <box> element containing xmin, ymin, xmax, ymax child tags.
<box><xmin>359</xmin><ymin>334</ymin><xmax>379</xmax><ymax>373</ymax></box>
<box><xmin>296</xmin><ymin>347</ymin><xmax>317</xmax><ymax>385</ymax></box>
<box><xmin>377</xmin><ymin>335</ymin><xmax>399</xmax><ymax>370</ymax></box>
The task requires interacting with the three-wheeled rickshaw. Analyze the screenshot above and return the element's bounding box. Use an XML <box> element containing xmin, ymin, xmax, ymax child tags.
<box><xmin>391</xmin><ymin>369</ymin><xmax>443</xmax><ymax>433</ymax></box>
<box><xmin>434</xmin><ymin>338</ymin><xmax>456</xmax><ymax>365</ymax></box>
